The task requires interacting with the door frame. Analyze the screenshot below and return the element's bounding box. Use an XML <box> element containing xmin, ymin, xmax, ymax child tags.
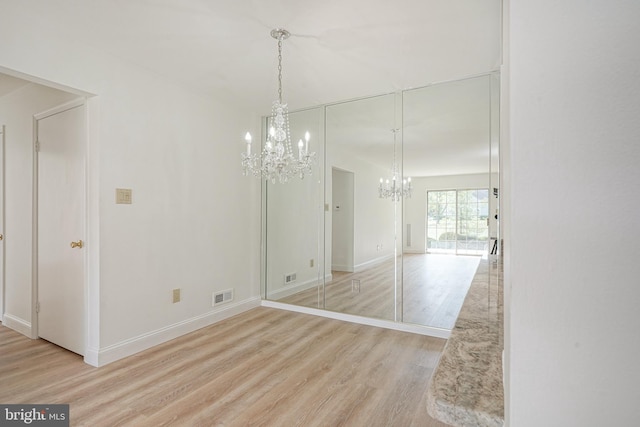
<box><xmin>0</xmin><ymin>125</ymin><xmax>4</xmax><ymax>321</ymax></box>
<box><xmin>32</xmin><ymin>98</ymin><xmax>88</xmax><ymax>349</ymax></box>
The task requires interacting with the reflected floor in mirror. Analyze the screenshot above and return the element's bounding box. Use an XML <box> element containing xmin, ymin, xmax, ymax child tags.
<box><xmin>277</xmin><ymin>253</ymin><xmax>481</xmax><ymax>329</ymax></box>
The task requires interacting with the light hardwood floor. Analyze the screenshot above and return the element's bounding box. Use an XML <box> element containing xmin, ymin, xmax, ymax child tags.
<box><xmin>278</xmin><ymin>253</ymin><xmax>481</xmax><ymax>330</ymax></box>
<box><xmin>1</xmin><ymin>307</ymin><xmax>451</xmax><ymax>427</ymax></box>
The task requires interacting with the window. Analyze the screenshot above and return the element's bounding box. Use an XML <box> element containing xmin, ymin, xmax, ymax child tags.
<box><xmin>427</xmin><ymin>189</ymin><xmax>489</xmax><ymax>255</ymax></box>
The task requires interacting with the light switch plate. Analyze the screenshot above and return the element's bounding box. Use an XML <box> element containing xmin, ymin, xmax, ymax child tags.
<box><xmin>116</xmin><ymin>188</ymin><xmax>132</xmax><ymax>204</ymax></box>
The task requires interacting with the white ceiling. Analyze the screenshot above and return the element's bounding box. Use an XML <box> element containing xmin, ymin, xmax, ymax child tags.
<box><xmin>2</xmin><ymin>0</ymin><xmax>501</xmax><ymax>177</ymax></box>
<box><xmin>22</xmin><ymin>0</ymin><xmax>501</xmax><ymax>114</ymax></box>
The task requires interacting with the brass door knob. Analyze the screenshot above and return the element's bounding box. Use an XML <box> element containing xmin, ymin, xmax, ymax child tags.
<box><xmin>70</xmin><ymin>240</ymin><xmax>84</xmax><ymax>249</ymax></box>
<box><xmin>0</xmin><ymin>233</ymin><xmax>3</xmax><ymax>241</ymax></box>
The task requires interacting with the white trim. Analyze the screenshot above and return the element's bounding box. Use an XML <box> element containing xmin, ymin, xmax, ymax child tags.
<box><xmin>2</xmin><ymin>313</ymin><xmax>32</xmax><ymax>337</ymax></box>
<box><xmin>31</xmin><ymin>111</ymin><xmax>39</xmax><ymax>340</ymax></box>
<box><xmin>0</xmin><ymin>125</ymin><xmax>4</xmax><ymax>321</ymax></box>
<box><xmin>0</xmin><ymin>66</ymin><xmax>94</xmax><ymax>97</ymax></box>
<box><xmin>83</xmin><ymin>345</ymin><xmax>100</xmax><ymax>367</ymax></box>
<box><xmin>33</xmin><ymin>98</ymin><xmax>85</xmax><ymax>121</ymax></box>
<box><xmin>354</xmin><ymin>253</ymin><xmax>394</xmax><ymax>273</ymax></box>
<box><xmin>267</xmin><ymin>274</ymin><xmax>333</xmax><ymax>300</ymax></box>
<box><xmin>330</xmin><ymin>264</ymin><xmax>353</xmax><ymax>273</ymax></box>
<box><xmin>288</xmin><ymin>71</ymin><xmax>501</xmax><ymax>115</ymax></box>
<box><xmin>85</xmin><ymin>97</ymin><xmax>100</xmax><ymax>364</ymax></box>
<box><xmin>88</xmin><ymin>296</ymin><xmax>262</xmax><ymax>367</ymax></box>
<box><xmin>403</xmin><ymin>249</ymin><xmax>425</xmax><ymax>254</ymax></box>
<box><xmin>333</xmin><ymin>253</ymin><xmax>395</xmax><ymax>273</ymax></box>
<box><xmin>261</xmin><ymin>300</ymin><xmax>451</xmax><ymax>339</ymax></box>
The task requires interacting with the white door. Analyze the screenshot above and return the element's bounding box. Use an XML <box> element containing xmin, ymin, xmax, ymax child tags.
<box><xmin>36</xmin><ymin>102</ymin><xmax>85</xmax><ymax>355</ymax></box>
<box><xmin>0</xmin><ymin>125</ymin><xmax>4</xmax><ymax>320</ymax></box>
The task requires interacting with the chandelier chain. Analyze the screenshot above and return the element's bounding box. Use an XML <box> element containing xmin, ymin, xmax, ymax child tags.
<box><xmin>277</xmin><ymin>37</ymin><xmax>283</xmax><ymax>104</ymax></box>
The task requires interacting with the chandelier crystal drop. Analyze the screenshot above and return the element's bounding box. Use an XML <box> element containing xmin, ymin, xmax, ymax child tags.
<box><xmin>242</xmin><ymin>28</ymin><xmax>316</xmax><ymax>183</ymax></box>
<box><xmin>378</xmin><ymin>129</ymin><xmax>412</xmax><ymax>201</ymax></box>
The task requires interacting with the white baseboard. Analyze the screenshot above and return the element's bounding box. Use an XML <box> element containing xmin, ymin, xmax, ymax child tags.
<box><xmin>83</xmin><ymin>347</ymin><xmax>100</xmax><ymax>367</ymax></box>
<box><xmin>333</xmin><ymin>254</ymin><xmax>394</xmax><ymax>274</ymax></box>
<box><xmin>354</xmin><ymin>253</ymin><xmax>394</xmax><ymax>273</ymax></box>
<box><xmin>90</xmin><ymin>296</ymin><xmax>261</xmax><ymax>367</ymax></box>
<box><xmin>331</xmin><ymin>264</ymin><xmax>353</xmax><ymax>272</ymax></box>
<box><xmin>2</xmin><ymin>313</ymin><xmax>32</xmax><ymax>337</ymax></box>
<box><xmin>261</xmin><ymin>300</ymin><xmax>451</xmax><ymax>339</ymax></box>
<box><xmin>267</xmin><ymin>274</ymin><xmax>333</xmax><ymax>300</ymax></box>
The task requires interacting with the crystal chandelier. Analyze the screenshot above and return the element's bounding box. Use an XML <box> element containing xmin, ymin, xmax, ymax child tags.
<box><xmin>378</xmin><ymin>169</ymin><xmax>412</xmax><ymax>201</ymax></box>
<box><xmin>242</xmin><ymin>28</ymin><xmax>316</xmax><ymax>183</ymax></box>
<box><xmin>378</xmin><ymin>129</ymin><xmax>412</xmax><ymax>201</ymax></box>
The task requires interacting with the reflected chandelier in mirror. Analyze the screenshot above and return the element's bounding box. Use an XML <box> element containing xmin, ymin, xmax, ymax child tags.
<box><xmin>378</xmin><ymin>129</ymin><xmax>412</xmax><ymax>201</ymax></box>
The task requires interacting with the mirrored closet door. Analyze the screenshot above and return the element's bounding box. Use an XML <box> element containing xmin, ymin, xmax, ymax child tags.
<box><xmin>264</xmin><ymin>107</ymin><xmax>325</xmax><ymax>307</ymax></box>
<box><xmin>263</xmin><ymin>73</ymin><xmax>499</xmax><ymax>332</ymax></box>
<box><xmin>401</xmin><ymin>74</ymin><xmax>498</xmax><ymax>328</ymax></box>
<box><xmin>324</xmin><ymin>93</ymin><xmax>400</xmax><ymax>321</ymax></box>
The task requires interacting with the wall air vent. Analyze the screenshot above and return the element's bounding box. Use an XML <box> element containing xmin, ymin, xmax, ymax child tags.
<box><xmin>212</xmin><ymin>289</ymin><xmax>234</xmax><ymax>307</ymax></box>
<box><xmin>284</xmin><ymin>273</ymin><xmax>297</xmax><ymax>284</ymax></box>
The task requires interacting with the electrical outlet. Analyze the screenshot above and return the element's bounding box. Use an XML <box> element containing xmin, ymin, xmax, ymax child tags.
<box><xmin>172</xmin><ymin>288</ymin><xmax>181</xmax><ymax>303</ymax></box>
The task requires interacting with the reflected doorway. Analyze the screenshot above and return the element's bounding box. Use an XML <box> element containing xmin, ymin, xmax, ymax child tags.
<box><xmin>331</xmin><ymin>168</ymin><xmax>354</xmax><ymax>273</ymax></box>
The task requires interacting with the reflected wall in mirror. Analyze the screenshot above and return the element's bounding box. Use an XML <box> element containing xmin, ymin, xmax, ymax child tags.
<box><xmin>402</xmin><ymin>74</ymin><xmax>498</xmax><ymax>328</ymax></box>
<box><xmin>264</xmin><ymin>73</ymin><xmax>499</xmax><ymax>332</ymax></box>
<box><xmin>264</xmin><ymin>107</ymin><xmax>325</xmax><ymax>307</ymax></box>
<box><xmin>324</xmin><ymin>94</ymin><xmax>399</xmax><ymax>321</ymax></box>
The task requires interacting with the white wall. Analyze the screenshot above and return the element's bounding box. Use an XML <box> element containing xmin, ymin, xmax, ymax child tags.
<box><xmin>0</xmin><ymin>83</ymin><xmax>77</xmax><ymax>334</ymax></box>
<box><xmin>264</xmin><ymin>166</ymin><xmax>323</xmax><ymax>298</ymax></box>
<box><xmin>263</xmin><ymin>108</ymin><xmax>325</xmax><ymax>299</ymax></box>
<box><xmin>507</xmin><ymin>1</ymin><xmax>640</xmax><ymax>425</ymax></box>
<box><xmin>97</xmin><ymin>63</ymin><xmax>260</xmax><ymax>351</ymax></box>
<box><xmin>0</xmin><ymin>4</ymin><xmax>261</xmax><ymax>365</ymax></box>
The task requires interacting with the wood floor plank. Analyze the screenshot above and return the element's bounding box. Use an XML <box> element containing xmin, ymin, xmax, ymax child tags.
<box><xmin>278</xmin><ymin>253</ymin><xmax>481</xmax><ymax>330</ymax></box>
<box><xmin>1</xmin><ymin>307</ymin><xmax>450</xmax><ymax>426</ymax></box>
